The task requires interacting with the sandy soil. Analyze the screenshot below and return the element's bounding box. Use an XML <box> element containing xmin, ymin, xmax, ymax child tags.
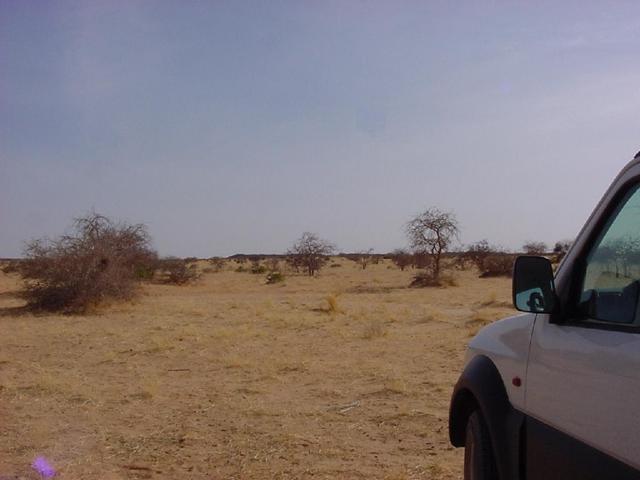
<box><xmin>0</xmin><ymin>259</ymin><xmax>514</xmax><ymax>479</ymax></box>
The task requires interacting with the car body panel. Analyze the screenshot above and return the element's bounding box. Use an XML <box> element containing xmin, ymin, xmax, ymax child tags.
<box><xmin>526</xmin><ymin>314</ymin><xmax>640</xmax><ymax>470</ymax></box>
<box><xmin>466</xmin><ymin>313</ymin><xmax>536</xmax><ymax>410</ymax></box>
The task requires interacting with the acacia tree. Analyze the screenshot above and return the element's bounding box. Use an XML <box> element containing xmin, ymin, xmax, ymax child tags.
<box><xmin>286</xmin><ymin>232</ymin><xmax>335</xmax><ymax>276</ymax></box>
<box><xmin>405</xmin><ymin>207</ymin><xmax>459</xmax><ymax>280</ymax></box>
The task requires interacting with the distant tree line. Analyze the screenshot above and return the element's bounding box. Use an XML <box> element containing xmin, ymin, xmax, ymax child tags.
<box><xmin>1</xmin><ymin>208</ymin><xmax>577</xmax><ymax>312</ymax></box>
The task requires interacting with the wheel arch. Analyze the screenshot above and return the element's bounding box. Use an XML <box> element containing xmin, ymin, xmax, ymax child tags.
<box><xmin>449</xmin><ymin>355</ymin><xmax>525</xmax><ymax>479</ymax></box>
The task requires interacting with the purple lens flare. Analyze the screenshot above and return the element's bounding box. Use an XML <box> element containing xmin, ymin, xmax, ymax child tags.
<box><xmin>31</xmin><ymin>456</ymin><xmax>56</xmax><ymax>478</ymax></box>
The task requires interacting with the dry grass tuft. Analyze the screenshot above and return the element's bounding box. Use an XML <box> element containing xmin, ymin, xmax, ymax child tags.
<box><xmin>481</xmin><ymin>291</ymin><xmax>499</xmax><ymax>306</ymax></box>
<box><xmin>362</xmin><ymin>318</ymin><xmax>388</xmax><ymax>339</ymax></box>
<box><xmin>416</xmin><ymin>308</ymin><xmax>445</xmax><ymax>324</ymax></box>
<box><xmin>480</xmin><ymin>290</ymin><xmax>511</xmax><ymax>308</ymax></box>
<box><xmin>439</xmin><ymin>273</ymin><xmax>459</xmax><ymax>287</ymax></box>
<box><xmin>466</xmin><ymin>307</ymin><xmax>508</xmax><ymax>336</ymax></box>
<box><xmin>324</xmin><ymin>294</ymin><xmax>341</xmax><ymax>314</ymax></box>
<box><xmin>384</xmin><ymin>377</ymin><xmax>408</xmax><ymax>395</ymax></box>
<box><xmin>467</xmin><ymin>308</ymin><xmax>495</xmax><ymax>326</ymax></box>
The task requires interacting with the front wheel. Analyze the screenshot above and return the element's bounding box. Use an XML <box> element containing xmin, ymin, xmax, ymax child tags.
<box><xmin>464</xmin><ymin>410</ymin><xmax>498</xmax><ymax>480</ymax></box>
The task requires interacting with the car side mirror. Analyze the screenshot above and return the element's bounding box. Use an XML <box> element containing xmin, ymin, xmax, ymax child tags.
<box><xmin>513</xmin><ymin>256</ymin><xmax>558</xmax><ymax>314</ymax></box>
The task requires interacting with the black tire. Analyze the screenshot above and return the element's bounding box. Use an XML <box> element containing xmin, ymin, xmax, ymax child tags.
<box><xmin>464</xmin><ymin>410</ymin><xmax>499</xmax><ymax>480</ymax></box>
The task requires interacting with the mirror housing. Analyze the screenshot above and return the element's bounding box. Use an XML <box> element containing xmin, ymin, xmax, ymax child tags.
<box><xmin>512</xmin><ymin>256</ymin><xmax>558</xmax><ymax>314</ymax></box>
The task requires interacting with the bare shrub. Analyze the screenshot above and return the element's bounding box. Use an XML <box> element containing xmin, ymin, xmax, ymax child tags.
<box><xmin>390</xmin><ymin>249</ymin><xmax>412</xmax><ymax>271</ymax></box>
<box><xmin>523</xmin><ymin>241</ymin><xmax>547</xmax><ymax>255</ymax></box>
<box><xmin>457</xmin><ymin>240</ymin><xmax>495</xmax><ymax>270</ymax></box>
<box><xmin>553</xmin><ymin>239</ymin><xmax>573</xmax><ymax>262</ymax></box>
<box><xmin>1</xmin><ymin>259</ymin><xmax>23</xmax><ymax>275</ymax></box>
<box><xmin>265</xmin><ymin>272</ymin><xmax>285</xmax><ymax>284</ymax></box>
<box><xmin>250</xmin><ymin>260</ymin><xmax>267</xmax><ymax>274</ymax></box>
<box><xmin>350</xmin><ymin>249</ymin><xmax>374</xmax><ymax>270</ymax></box>
<box><xmin>158</xmin><ymin>257</ymin><xmax>199</xmax><ymax>285</ymax></box>
<box><xmin>411</xmin><ymin>252</ymin><xmax>433</xmax><ymax>269</ymax></box>
<box><xmin>19</xmin><ymin>213</ymin><xmax>156</xmax><ymax>312</ymax></box>
<box><xmin>208</xmin><ymin>257</ymin><xmax>226</xmax><ymax>272</ymax></box>
<box><xmin>410</xmin><ymin>271</ymin><xmax>457</xmax><ymax>288</ymax></box>
<box><xmin>439</xmin><ymin>273</ymin><xmax>459</xmax><ymax>287</ymax></box>
<box><xmin>479</xmin><ymin>254</ymin><xmax>514</xmax><ymax>278</ymax></box>
<box><xmin>286</xmin><ymin>232</ymin><xmax>335</xmax><ymax>276</ymax></box>
<box><xmin>265</xmin><ymin>257</ymin><xmax>280</xmax><ymax>272</ymax></box>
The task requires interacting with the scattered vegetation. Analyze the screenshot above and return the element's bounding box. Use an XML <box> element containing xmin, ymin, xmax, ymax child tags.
<box><xmin>553</xmin><ymin>239</ymin><xmax>573</xmax><ymax>262</ymax></box>
<box><xmin>523</xmin><ymin>241</ymin><xmax>548</xmax><ymax>255</ymax></box>
<box><xmin>479</xmin><ymin>254</ymin><xmax>514</xmax><ymax>278</ymax></box>
<box><xmin>207</xmin><ymin>257</ymin><xmax>226</xmax><ymax>272</ymax></box>
<box><xmin>410</xmin><ymin>271</ymin><xmax>458</xmax><ymax>288</ymax></box>
<box><xmin>0</xmin><ymin>259</ymin><xmax>22</xmax><ymax>275</ymax></box>
<box><xmin>265</xmin><ymin>271</ymin><xmax>285</xmax><ymax>284</ymax></box>
<box><xmin>390</xmin><ymin>249</ymin><xmax>412</xmax><ymax>271</ymax></box>
<box><xmin>158</xmin><ymin>257</ymin><xmax>199</xmax><ymax>285</ymax></box>
<box><xmin>457</xmin><ymin>240</ymin><xmax>514</xmax><ymax>278</ymax></box>
<box><xmin>250</xmin><ymin>260</ymin><xmax>267</xmax><ymax>274</ymax></box>
<box><xmin>265</xmin><ymin>257</ymin><xmax>280</xmax><ymax>272</ymax></box>
<box><xmin>352</xmin><ymin>249</ymin><xmax>375</xmax><ymax>270</ymax></box>
<box><xmin>456</xmin><ymin>240</ymin><xmax>494</xmax><ymax>270</ymax></box>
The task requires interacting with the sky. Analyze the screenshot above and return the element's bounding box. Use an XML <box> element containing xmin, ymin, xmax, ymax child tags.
<box><xmin>2</xmin><ymin>1</ymin><xmax>640</xmax><ymax>257</ymax></box>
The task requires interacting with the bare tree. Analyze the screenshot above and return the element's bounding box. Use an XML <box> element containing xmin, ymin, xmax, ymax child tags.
<box><xmin>523</xmin><ymin>241</ymin><xmax>548</xmax><ymax>255</ymax></box>
<box><xmin>286</xmin><ymin>232</ymin><xmax>335</xmax><ymax>276</ymax></box>
<box><xmin>405</xmin><ymin>207</ymin><xmax>459</xmax><ymax>280</ymax></box>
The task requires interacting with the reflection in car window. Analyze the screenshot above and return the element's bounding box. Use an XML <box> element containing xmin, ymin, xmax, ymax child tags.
<box><xmin>581</xmin><ymin>185</ymin><xmax>640</xmax><ymax>324</ymax></box>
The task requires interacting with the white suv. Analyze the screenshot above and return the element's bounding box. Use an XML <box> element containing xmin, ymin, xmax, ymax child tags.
<box><xmin>449</xmin><ymin>154</ymin><xmax>640</xmax><ymax>480</ymax></box>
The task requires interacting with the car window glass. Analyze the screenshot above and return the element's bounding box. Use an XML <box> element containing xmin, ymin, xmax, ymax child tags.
<box><xmin>580</xmin><ymin>185</ymin><xmax>640</xmax><ymax>324</ymax></box>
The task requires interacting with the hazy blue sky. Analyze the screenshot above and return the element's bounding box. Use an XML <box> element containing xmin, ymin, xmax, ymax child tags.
<box><xmin>2</xmin><ymin>1</ymin><xmax>640</xmax><ymax>257</ymax></box>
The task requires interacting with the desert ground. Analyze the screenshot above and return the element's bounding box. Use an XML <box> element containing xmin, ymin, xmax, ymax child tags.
<box><xmin>0</xmin><ymin>258</ymin><xmax>514</xmax><ymax>479</ymax></box>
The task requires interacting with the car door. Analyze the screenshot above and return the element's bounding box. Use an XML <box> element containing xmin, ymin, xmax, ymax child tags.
<box><xmin>525</xmin><ymin>181</ymin><xmax>640</xmax><ymax>479</ymax></box>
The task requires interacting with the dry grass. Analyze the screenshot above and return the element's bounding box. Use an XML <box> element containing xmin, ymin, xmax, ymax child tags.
<box><xmin>361</xmin><ymin>318</ymin><xmax>388</xmax><ymax>339</ymax></box>
<box><xmin>0</xmin><ymin>259</ymin><xmax>515</xmax><ymax>479</ymax></box>
<box><xmin>325</xmin><ymin>293</ymin><xmax>341</xmax><ymax>314</ymax></box>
